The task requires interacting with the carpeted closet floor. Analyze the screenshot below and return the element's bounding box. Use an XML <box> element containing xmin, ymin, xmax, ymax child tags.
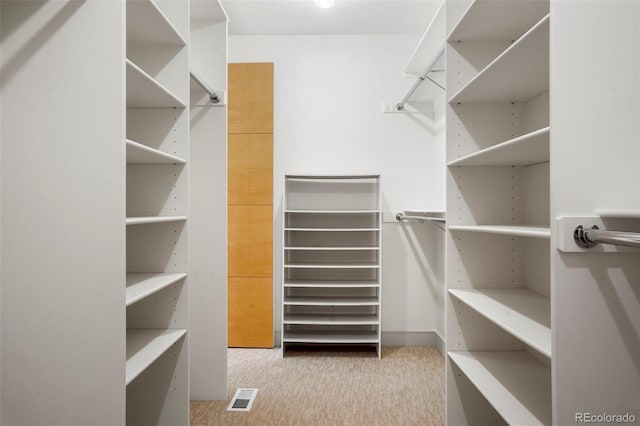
<box><xmin>191</xmin><ymin>346</ymin><xmax>445</xmax><ymax>426</ymax></box>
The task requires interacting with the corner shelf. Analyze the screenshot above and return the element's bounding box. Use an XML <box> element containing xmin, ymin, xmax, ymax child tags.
<box><xmin>448</xmin><ymin>225</ymin><xmax>550</xmax><ymax>239</ymax></box>
<box><xmin>126</xmin><ymin>328</ymin><xmax>187</xmax><ymax>385</ymax></box>
<box><xmin>285</xmin><ymin>210</ymin><xmax>379</xmax><ymax>214</ymax></box>
<box><xmin>449</xmin><ymin>288</ymin><xmax>551</xmax><ymax>358</ymax></box>
<box><xmin>284</xmin><ymin>280</ymin><xmax>380</xmax><ymax>288</ymax></box>
<box><xmin>448</xmin><ymin>351</ymin><xmax>551</xmax><ymax>426</ymax></box>
<box><xmin>449</xmin><ymin>15</ymin><xmax>549</xmax><ymax>104</ymax></box>
<box><xmin>285</xmin><ymin>246</ymin><xmax>380</xmax><ymax>251</ymax></box>
<box><xmin>126</xmin><ymin>139</ymin><xmax>186</xmax><ymax>165</ymax></box>
<box><xmin>126</xmin><ymin>273</ymin><xmax>187</xmax><ymax>307</ymax></box>
<box><xmin>285</xmin><ymin>228</ymin><xmax>380</xmax><ymax>232</ymax></box>
<box><xmin>126</xmin><ymin>59</ymin><xmax>186</xmax><ymax>108</ymax></box>
<box><xmin>448</xmin><ymin>127</ymin><xmax>549</xmax><ymax>167</ymax></box>
<box><xmin>285</xmin><ymin>262</ymin><xmax>380</xmax><ymax>269</ymax></box>
<box><xmin>284</xmin><ymin>314</ymin><xmax>379</xmax><ymax>325</ymax></box>
<box><xmin>126</xmin><ymin>216</ymin><xmax>187</xmax><ymax>226</ymax></box>
<box><xmin>283</xmin><ymin>297</ymin><xmax>380</xmax><ymax>306</ymax></box>
<box><xmin>126</xmin><ymin>0</ymin><xmax>186</xmax><ymax>47</ymax></box>
<box><xmin>283</xmin><ymin>331</ymin><xmax>379</xmax><ymax>344</ymax></box>
<box><xmin>404</xmin><ymin>2</ymin><xmax>445</xmax><ymax>77</ymax></box>
<box><xmin>448</xmin><ymin>0</ymin><xmax>549</xmax><ymax>42</ymax></box>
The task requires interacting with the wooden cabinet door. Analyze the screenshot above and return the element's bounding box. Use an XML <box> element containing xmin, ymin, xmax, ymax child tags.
<box><xmin>227</xmin><ymin>63</ymin><xmax>274</xmax><ymax>348</ymax></box>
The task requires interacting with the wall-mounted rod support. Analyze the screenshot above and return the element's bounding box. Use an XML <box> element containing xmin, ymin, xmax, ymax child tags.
<box><xmin>190</xmin><ymin>71</ymin><xmax>220</xmax><ymax>104</ymax></box>
<box><xmin>395</xmin><ymin>50</ymin><xmax>445</xmax><ymax>112</ymax></box>
<box><xmin>396</xmin><ymin>212</ymin><xmax>445</xmax><ymax>224</ymax></box>
<box><xmin>574</xmin><ymin>225</ymin><xmax>640</xmax><ymax>249</ymax></box>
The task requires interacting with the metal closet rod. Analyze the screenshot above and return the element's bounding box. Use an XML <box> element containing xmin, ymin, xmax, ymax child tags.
<box><xmin>190</xmin><ymin>71</ymin><xmax>220</xmax><ymax>104</ymax></box>
<box><xmin>574</xmin><ymin>225</ymin><xmax>640</xmax><ymax>249</ymax></box>
<box><xmin>396</xmin><ymin>212</ymin><xmax>445</xmax><ymax>224</ymax></box>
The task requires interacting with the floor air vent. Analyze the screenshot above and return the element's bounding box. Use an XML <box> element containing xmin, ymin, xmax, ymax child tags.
<box><xmin>227</xmin><ymin>388</ymin><xmax>258</xmax><ymax>412</ymax></box>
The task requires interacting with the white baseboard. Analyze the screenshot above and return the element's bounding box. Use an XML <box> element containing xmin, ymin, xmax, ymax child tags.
<box><xmin>381</xmin><ymin>331</ymin><xmax>443</xmax><ymax>349</ymax></box>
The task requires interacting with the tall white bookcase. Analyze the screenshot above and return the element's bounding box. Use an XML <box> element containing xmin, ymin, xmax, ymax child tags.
<box><xmin>445</xmin><ymin>1</ymin><xmax>551</xmax><ymax>425</ymax></box>
<box><xmin>282</xmin><ymin>175</ymin><xmax>382</xmax><ymax>357</ymax></box>
<box><xmin>1</xmin><ymin>0</ymin><xmax>228</xmax><ymax>424</ymax></box>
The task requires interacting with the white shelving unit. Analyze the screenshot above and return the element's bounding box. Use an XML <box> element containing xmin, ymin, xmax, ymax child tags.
<box><xmin>126</xmin><ymin>139</ymin><xmax>186</xmax><ymax>165</ymax></box>
<box><xmin>447</xmin><ymin>127</ymin><xmax>549</xmax><ymax>167</ymax></box>
<box><xmin>282</xmin><ymin>175</ymin><xmax>382</xmax><ymax>357</ymax></box>
<box><xmin>449</xmin><ymin>288</ymin><xmax>551</xmax><ymax>358</ymax></box>
<box><xmin>126</xmin><ymin>273</ymin><xmax>187</xmax><ymax>307</ymax></box>
<box><xmin>189</xmin><ymin>0</ymin><xmax>229</xmax><ymax>400</ymax></box>
<box><xmin>445</xmin><ymin>0</ymin><xmax>551</xmax><ymax>424</ymax></box>
<box><xmin>448</xmin><ymin>351</ymin><xmax>552</xmax><ymax>426</ymax></box>
<box><xmin>125</xmin><ymin>0</ymin><xmax>189</xmax><ymax>423</ymax></box>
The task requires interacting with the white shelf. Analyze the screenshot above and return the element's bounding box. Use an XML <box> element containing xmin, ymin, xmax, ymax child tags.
<box><xmin>283</xmin><ymin>331</ymin><xmax>379</xmax><ymax>344</ymax></box>
<box><xmin>449</xmin><ymin>15</ymin><xmax>549</xmax><ymax>104</ymax></box>
<box><xmin>448</xmin><ymin>351</ymin><xmax>551</xmax><ymax>426</ymax></box>
<box><xmin>126</xmin><ymin>328</ymin><xmax>187</xmax><ymax>385</ymax></box>
<box><xmin>285</xmin><ymin>263</ymin><xmax>380</xmax><ymax>269</ymax></box>
<box><xmin>404</xmin><ymin>2</ymin><xmax>445</xmax><ymax>77</ymax></box>
<box><xmin>126</xmin><ymin>216</ymin><xmax>187</xmax><ymax>226</ymax></box>
<box><xmin>284</xmin><ymin>280</ymin><xmax>380</xmax><ymax>288</ymax></box>
<box><xmin>284</xmin><ymin>314</ymin><xmax>379</xmax><ymax>325</ymax></box>
<box><xmin>595</xmin><ymin>209</ymin><xmax>640</xmax><ymax>219</ymax></box>
<box><xmin>448</xmin><ymin>225</ymin><xmax>550</xmax><ymax>239</ymax></box>
<box><xmin>448</xmin><ymin>0</ymin><xmax>550</xmax><ymax>42</ymax></box>
<box><xmin>126</xmin><ymin>139</ymin><xmax>186</xmax><ymax>164</ymax></box>
<box><xmin>449</xmin><ymin>288</ymin><xmax>551</xmax><ymax>358</ymax></box>
<box><xmin>285</xmin><ymin>210</ymin><xmax>379</xmax><ymax>214</ymax></box>
<box><xmin>126</xmin><ymin>59</ymin><xmax>186</xmax><ymax>108</ymax></box>
<box><xmin>448</xmin><ymin>127</ymin><xmax>550</xmax><ymax>167</ymax></box>
<box><xmin>126</xmin><ymin>0</ymin><xmax>186</xmax><ymax>46</ymax></box>
<box><xmin>190</xmin><ymin>0</ymin><xmax>228</xmax><ymax>24</ymax></box>
<box><xmin>126</xmin><ymin>273</ymin><xmax>187</xmax><ymax>307</ymax></box>
<box><xmin>285</xmin><ymin>228</ymin><xmax>380</xmax><ymax>232</ymax></box>
<box><xmin>285</xmin><ymin>246</ymin><xmax>380</xmax><ymax>251</ymax></box>
<box><xmin>284</xmin><ymin>297</ymin><xmax>379</xmax><ymax>306</ymax></box>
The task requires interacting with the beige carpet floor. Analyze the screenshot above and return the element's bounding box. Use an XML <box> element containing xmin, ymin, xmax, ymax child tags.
<box><xmin>191</xmin><ymin>346</ymin><xmax>445</xmax><ymax>426</ymax></box>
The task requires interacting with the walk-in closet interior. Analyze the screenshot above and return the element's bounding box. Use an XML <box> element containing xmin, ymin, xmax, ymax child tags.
<box><xmin>1</xmin><ymin>1</ymin><xmax>638</xmax><ymax>425</ymax></box>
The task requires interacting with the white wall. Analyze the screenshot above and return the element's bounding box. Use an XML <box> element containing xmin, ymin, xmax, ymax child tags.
<box><xmin>229</xmin><ymin>35</ymin><xmax>446</xmax><ymax>342</ymax></box>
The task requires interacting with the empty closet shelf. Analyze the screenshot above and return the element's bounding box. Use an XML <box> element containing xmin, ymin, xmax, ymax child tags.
<box><xmin>448</xmin><ymin>0</ymin><xmax>549</xmax><ymax>42</ymax></box>
<box><xmin>447</xmin><ymin>127</ymin><xmax>550</xmax><ymax>167</ymax></box>
<box><xmin>126</xmin><ymin>59</ymin><xmax>186</xmax><ymax>108</ymax></box>
<box><xmin>285</xmin><ymin>209</ymin><xmax>379</xmax><ymax>214</ymax></box>
<box><xmin>284</xmin><ymin>314</ymin><xmax>379</xmax><ymax>325</ymax></box>
<box><xmin>449</xmin><ymin>288</ymin><xmax>551</xmax><ymax>358</ymax></box>
<box><xmin>448</xmin><ymin>15</ymin><xmax>549</xmax><ymax>104</ymax></box>
<box><xmin>285</xmin><ymin>246</ymin><xmax>380</xmax><ymax>251</ymax></box>
<box><xmin>284</xmin><ymin>263</ymin><xmax>380</xmax><ymax>269</ymax></box>
<box><xmin>448</xmin><ymin>225</ymin><xmax>550</xmax><ymax>239</ymax></box>
<box><xmin>126</xmin><ymin>139</ymin><xmax>186</xmax><ymax>164</ymax></box>
<box><xmin>126</xmin><ymin>328</ymin><xmax>187</xmax><ymax>385</ymax></box>
<box><xmin>126</xmin><ymin>0</ymin><xmax>186</xmax><ymax>47</ymax></box>
<box><xmin>284</xmin><ymin>228</ymin><xmax>380</xmax><ymax>232</ymax></box>
<box><xmin>284</xmin><ymin>280</ymin><xmax>380</xmax><ymax>288</ymax></box>
<box><xmin>283</xmin><ymin>330</ymin><xmax>379</xmax><ymax>344</ymax></box>
<box><xmin>126</xmin><ymin>273</ymin><xmax>187</xmax><ymax>307</ymax></box>
<box><xmin>126</xmin><ymin>216</ymin><xmax>187</xmax><ymax>225</ymax></box>
<box><xmin>448</xmin><ymin>351</ymin><xmax>551</xmax><ymax>426</ymax></box>
<box><xmin>284</xmin><ymin>297</ymin><xmax>379</xmax><ymax>306</ymax></box>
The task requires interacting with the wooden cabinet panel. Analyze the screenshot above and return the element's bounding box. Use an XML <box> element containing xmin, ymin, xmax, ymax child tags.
<box><xmin>228</xmin><ymin>63</ymin><xmax>274</xmax><ymax>134</ymax></box>
<box><xmin>228</xmin><ymin>205</ymin><xmax>273</xmax><ymax>277</ymax></box>
<box><xmin>228</xmin><ymin>277</ymin><xmax>273</xmax><ymax>348</ymax></box>
<box><xmin>228</xmin><ymin>133</ymin><xmax>273</xmax><ymax>206</ymax></box>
